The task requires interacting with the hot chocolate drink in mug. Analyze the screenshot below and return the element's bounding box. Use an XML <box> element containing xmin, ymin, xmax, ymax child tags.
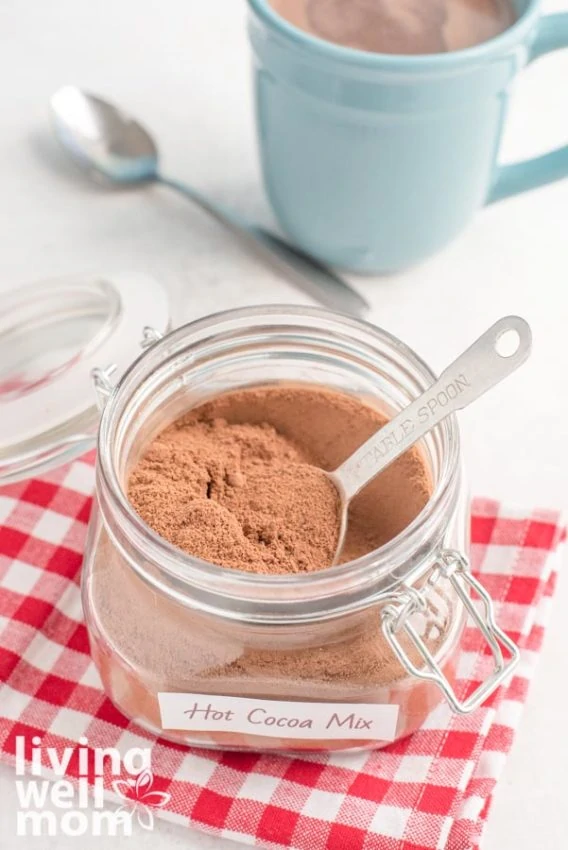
<box><xmin>270</xmin><ymin>0</ymin><xmax>517</xmax><ymax>53</ymax></box>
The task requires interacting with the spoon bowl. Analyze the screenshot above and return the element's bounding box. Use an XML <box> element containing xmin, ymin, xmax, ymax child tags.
<box><xmin>50</xmin><ymin>87</ymin><xmax>158</xmax><ymax>184</ymax></box>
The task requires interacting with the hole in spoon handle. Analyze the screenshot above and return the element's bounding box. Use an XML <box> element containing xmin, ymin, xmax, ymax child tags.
<box><xmin>334</xmin><ymin>316</ymin><xmax>532</xmax><ymax>502</ymax></box>
<box><xmin>435</xmin><ymin>315</ymin><xmax>532</xmax><ymax>410</ymax></box>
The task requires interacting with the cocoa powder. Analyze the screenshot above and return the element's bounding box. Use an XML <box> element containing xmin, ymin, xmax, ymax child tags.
<box><xmin>128</xmin><ymin>385</ymin><xmax>433</xmax><ymax>572</ymax></box>
<box><xmin>129</xmin><ymin>419</ymin><xmax>341</xmax><ymax>573</ymax></box>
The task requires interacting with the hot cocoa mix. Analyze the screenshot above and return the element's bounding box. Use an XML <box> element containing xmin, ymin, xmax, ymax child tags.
<box><xmin>128</xmin><ymin>385</ymin><xmax>433</xmax><ymax>571</ymax></box>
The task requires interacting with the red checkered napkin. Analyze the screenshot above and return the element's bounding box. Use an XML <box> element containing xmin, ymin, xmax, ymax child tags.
<box><xmin>0</xmin><ymin>453</ymin><xmax>564</xmax><ymax>850</ymax></box>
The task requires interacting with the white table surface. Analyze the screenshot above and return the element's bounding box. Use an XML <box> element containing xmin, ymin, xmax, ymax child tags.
<box><xmin>0</xmin><ymin>0</ymin><xmax>567</xmax><ymax>846</ymax></box>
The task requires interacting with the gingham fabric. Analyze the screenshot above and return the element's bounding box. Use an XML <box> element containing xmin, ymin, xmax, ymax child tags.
<box><xmin>0</xmin><ymin>452</ymin><xmax>564</xmax><ymax>850</ymax></box>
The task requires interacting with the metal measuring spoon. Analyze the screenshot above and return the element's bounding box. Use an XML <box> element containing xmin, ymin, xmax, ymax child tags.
<box><xmin>326</xmin><ymin>316</ymin><xmax>532</xmax><ymax>563</ymax></box>
<box><xmin>48</xmin><ymin>86</ymin><xmax>369</xmax><ymax>318</ymax></box>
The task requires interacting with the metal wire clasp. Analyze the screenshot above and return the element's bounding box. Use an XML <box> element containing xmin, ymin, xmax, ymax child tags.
<box><xmin>91</xmin><ymin>365</ymin><xmax>117</xmax><ymax>410</ymax></box>
<box><xmin>90</xmin><ymin>326</ymin><xmax>164</xmax><ymax>411</ymax></box>
<box><xmin>140</xmin><ymin>326</ymin><xmax>164</xmax><ymax>349</ymax></box>
<box><xmin>381</xmin><ymin>550</ymin><xmax>520</xmax><ymax>715</ymax></box>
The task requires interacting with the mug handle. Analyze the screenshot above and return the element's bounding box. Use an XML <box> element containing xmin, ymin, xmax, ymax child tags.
<box><xmin>488</xmin><ymin>13</ymin><xmax>568</xmax><ymax>203</ymax></box>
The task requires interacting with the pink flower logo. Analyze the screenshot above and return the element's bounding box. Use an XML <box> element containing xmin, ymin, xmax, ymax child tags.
<box><xmin>112</xmin><ymin>768</ymin><xmax>171</xmax><ymax>831</ymax></box>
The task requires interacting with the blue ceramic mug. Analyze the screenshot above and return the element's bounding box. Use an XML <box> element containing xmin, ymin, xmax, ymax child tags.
<box><xmin>247</xmin><ymin>0</ymin><xmax>568</xmax><ymax>272</ymax></box>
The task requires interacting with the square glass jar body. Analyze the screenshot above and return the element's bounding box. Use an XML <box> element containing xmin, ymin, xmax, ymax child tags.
<box><xmin>82</xmin><ymin>306</ymin><xmax>468</xmax><ymax>752</ymax></box>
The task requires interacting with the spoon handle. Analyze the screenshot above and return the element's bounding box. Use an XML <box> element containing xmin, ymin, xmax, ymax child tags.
<box><xmin>159</xmin><ymin>175</ymin><xmax>369</xmax><ymax>317</ymax></box>
<box><xmin>334</xmin><ymin>316</ymin><xmax>532</xmax><ymax>502</ymax></box>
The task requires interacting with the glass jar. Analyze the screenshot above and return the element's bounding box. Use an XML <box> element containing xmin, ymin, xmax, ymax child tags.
<box><xmin>82</xmin><ymin>305</ymin><xmax>518</xmax><ymax>752</ymax></box>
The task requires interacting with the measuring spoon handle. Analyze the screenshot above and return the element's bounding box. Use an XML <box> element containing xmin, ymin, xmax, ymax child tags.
<box><xmin>334</xmin><ymin>316</ymin><xmax>532</xmax><ymax>502</ymax></box>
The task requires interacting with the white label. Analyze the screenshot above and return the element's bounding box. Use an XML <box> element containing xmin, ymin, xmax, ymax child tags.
<box><xmin>158</xmin><ymin>693</ymin><xmax>399</xmax><ymax>741</ymax></box>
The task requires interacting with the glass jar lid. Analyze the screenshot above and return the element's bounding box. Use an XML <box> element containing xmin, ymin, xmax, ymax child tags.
<box><xmin>0</xmin><ymin>271</ymin><xmax>169</xmax><ymax>484</ymax></box>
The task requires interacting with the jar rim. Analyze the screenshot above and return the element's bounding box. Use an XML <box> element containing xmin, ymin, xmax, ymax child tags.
<box><xmin>97</xmin><ymin>305</ymin><xmax>462</xmax><ymax>619</ymax></box>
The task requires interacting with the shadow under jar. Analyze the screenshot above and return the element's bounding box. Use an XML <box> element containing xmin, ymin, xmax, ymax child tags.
<box><xmin>82</xmin><ymin>306</ymin><xmax>518</xmax><ymax>752</ymax></box>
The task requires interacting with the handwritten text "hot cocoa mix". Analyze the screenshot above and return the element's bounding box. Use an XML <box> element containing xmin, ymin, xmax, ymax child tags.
<box><xmin>158</xmin><ymin>694</ymin><xmax>399</xmax><ymax>741</ymax></box>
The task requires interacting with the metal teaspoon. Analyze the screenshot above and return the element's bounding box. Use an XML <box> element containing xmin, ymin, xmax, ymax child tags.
<box><xmin>326</xmin><ymin>316</ymin><xmax>532</xmax><ymax>563</ymax></box>
<box><xmin>48</xmin><ymin>86</ymin><xmax>369</xmax><ymax>318</ymax></box>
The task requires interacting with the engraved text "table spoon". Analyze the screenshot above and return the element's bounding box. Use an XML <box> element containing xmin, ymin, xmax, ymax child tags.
<box><xmin>327</xmin><ymin>316</ymin><xmax>532</xmax><ymax>563</ymax></box>
<box><xmin>49</xmin><ymin>86</ymin><xmax>369</xmax><ymax>318</ymax></box>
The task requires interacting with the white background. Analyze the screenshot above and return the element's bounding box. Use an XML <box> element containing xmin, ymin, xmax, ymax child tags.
<box><xmin>0</xmin><ymin>0</ymin><xmax>567</xmax><ymax>846</ymax></box>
